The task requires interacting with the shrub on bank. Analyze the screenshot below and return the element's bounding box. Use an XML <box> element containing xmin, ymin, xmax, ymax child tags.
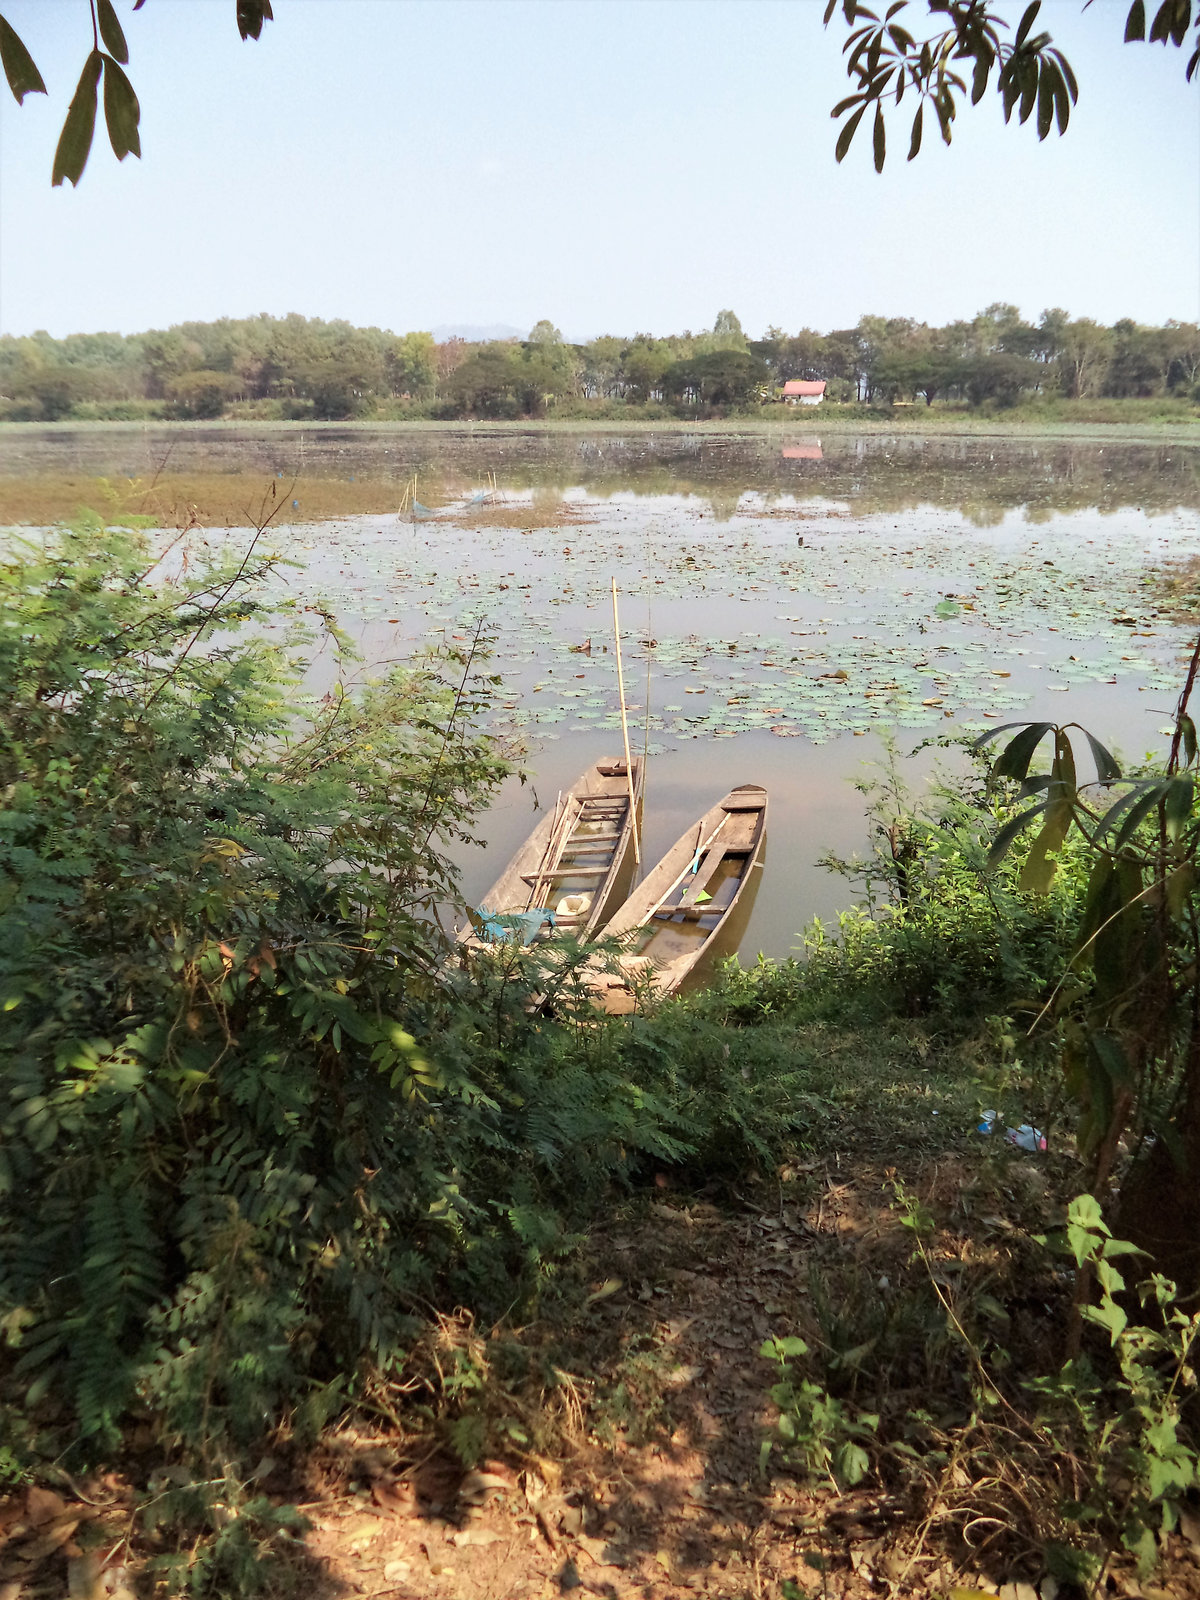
<box><xmin>0</xmin><ymin>515</ymin><xmax>819</xmax><ymax>1477</ymax></box>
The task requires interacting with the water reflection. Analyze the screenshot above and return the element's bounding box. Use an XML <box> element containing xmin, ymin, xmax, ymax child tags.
<box><xmin>2</xmin><ymin>425</ymin><xmax>1198</xmax><ymax>524</ymax></box>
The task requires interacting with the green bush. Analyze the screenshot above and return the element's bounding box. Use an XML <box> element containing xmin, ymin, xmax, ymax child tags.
<box><xmin>0</xmin><ymin>515</ymin><xmax>518</xmax><ymax>1458</ymax></box>
<box><xmin>0</xmin><ymin>515</ymin><xmax>821</xmax><ymax>1472</ymax></box>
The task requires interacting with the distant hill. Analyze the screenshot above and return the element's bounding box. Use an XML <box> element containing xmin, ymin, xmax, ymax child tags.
<box><xmin>431</xmin><ymin>323</ymin><xmax>525</xmax><ymax>343</ymax></box>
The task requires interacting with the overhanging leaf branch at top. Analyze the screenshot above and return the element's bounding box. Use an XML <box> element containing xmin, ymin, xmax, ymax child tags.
<box><xmin>826</xmin><ymin>0</ymin><xmax>1197</xmax><ymax>171</ymax></box>
<box><xmin>0</xmin><ymin>1</ymin><xmax>274</xmax><ymax>185</ymax></box>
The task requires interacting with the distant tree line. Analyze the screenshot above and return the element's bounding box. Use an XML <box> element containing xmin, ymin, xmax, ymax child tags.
<box><xmin>1</xmin><ymin>305</ymin><xmax>1198</xmax><ymax>423</ymax></box>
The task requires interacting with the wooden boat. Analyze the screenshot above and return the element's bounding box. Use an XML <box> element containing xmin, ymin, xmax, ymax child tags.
<box><xmin>459</xmin><ymin>757</ymin><xmax>644</xmax><ymax>949</ymax></box>
<box><xmin>587</xmin><ymin>784</ymin><xmax>767</xmax><ymax>1014</ymax></box>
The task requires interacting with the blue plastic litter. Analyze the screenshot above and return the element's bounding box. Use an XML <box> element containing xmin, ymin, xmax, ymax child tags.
<box><xmin>474</xmin><ymin>906</ymin><xmax>556</xmax><ymax>946</ymax></box>
<box><xmin>976</xmin><ymin>1109</ymin><xmax>1046</xmax><ymax>1152</ymax></box>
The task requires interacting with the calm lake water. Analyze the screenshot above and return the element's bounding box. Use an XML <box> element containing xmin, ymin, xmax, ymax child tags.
<box><xmin>5</xmin><ymin>424</ymin><xmax>1200</xmax><ymax>960</ymax></box>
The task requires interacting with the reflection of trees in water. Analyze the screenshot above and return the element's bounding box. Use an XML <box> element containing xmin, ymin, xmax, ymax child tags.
<box><xmin>7</xmin><ymin>427</ymin><xmax>1200</xmax><ymax>517</ymax></box>
<box><xmin>955</xmin><ymin>499</ymin><xmax>1007</xmax><ymax>528</ymax></box>
<box><xmin>530</xmin><ymin>486</ymin><xmax>565</xmax><ymax>518</ymax></box>
<box><xmin>703</xmin><ymin>490</ymin><xmax>744</xmax><ymax>522</ymax></box>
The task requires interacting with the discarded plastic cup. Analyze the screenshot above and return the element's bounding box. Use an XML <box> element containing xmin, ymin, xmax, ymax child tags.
<box><xmin>976</xmin><ymin>1109</ymin><xmax>999</xmax><ymax>1135</ymax></box>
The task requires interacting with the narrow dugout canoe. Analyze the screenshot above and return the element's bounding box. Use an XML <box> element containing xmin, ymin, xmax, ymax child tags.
<box><xmin>459</xmin><ymin>757</ymin><xmax>644</xmax><ymax>949</ymax></box>
<box><xmin>587</xmin><ymin>783</ymin><xmax>767</xmax><ymax>1014</ymax></box>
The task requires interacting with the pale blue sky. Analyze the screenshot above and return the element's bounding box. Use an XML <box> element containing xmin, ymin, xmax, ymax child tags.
<box><xmin>0</xmin><ymin>0</ymin><xmax>1196</xmax><ymax>340</ymax></box>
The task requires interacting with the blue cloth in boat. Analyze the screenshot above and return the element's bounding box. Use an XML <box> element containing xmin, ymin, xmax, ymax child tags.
<box><xmin>474</xmin><ymin>906</ymin><xmax>557</xmax><ymax>945</ymax></box>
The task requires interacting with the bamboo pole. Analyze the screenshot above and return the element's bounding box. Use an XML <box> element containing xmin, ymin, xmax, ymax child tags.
<box><xmin>611</xmin><ymin>578</ymin><xmax>641</xmax><ymax>868</ymax></box>
<box><xmin>527</xmin><ymin>790</ymin><xmax>575</xmax><ymax>911</ymax></box>
<box><xmin>642</xmin><ymin>604</ymin><xmax>652</xmax><ymax>884</ymax></box>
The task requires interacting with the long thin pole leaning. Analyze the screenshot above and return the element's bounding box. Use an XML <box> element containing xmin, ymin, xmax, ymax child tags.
<box><xmin>611</xmin><ymin>578</ymin><xmax>641</xmax><ymax>869</ymax></box>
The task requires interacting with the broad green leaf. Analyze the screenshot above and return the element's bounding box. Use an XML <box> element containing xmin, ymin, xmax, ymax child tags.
<box><xmin>1019</xmin><ymin>62</ymin><xmax>1039</xmax><ymax>125</ymax></box>
<box><xmin>102</xmin><ymin>55</ymin><xmax>140</xmax><ymax>162</ymax></box>
<box><xmin>1180</xmin><ymin>712</ymin><xmax>1197</xmax><ymax>767</ymax></box>
<box><xmin>834</xmin><ymin>1440</ymin><xmax>870</xmax><ymax>1487</ymax></box>
<box><xmin>1102</xmin><ymin>1237</ymin><xmax>1147</xmax><ymax>1259</ymax></box>
<box><xmin>991</xmin><ymin>721</ymin><xmax>1053</xmax><ymax>783</ymax></box>
<box><xmin>52</xmin><ymin>51</ymin><xmax>102</xmax><ymax>188</ymax></box>
<box><xmin>1052</xmin><ymin>728</ymin><xmax>1077</xmax><ymax>795</ymax></box>
<box><xmin>971</xmin><ymin>52</ymin><xmax>990</xmax><ymax>104</ymax></box>
<box><xmin>1095</xmin><ymin>1256</ymin><xmax>1127</xmax><ymax>1298</ymax></box>
<box><xmin>1052</xmin><ymin>69</ymin><xmax>1071</xmax><ymax>133</ymax></box>
<box><xmin>1094</xmin><ymin>777</ymin><xmax>1161</xmax><ymax>841</ymax></box>
<box><xmin>1067</xmin><ymin>1193</ymin><xmax>1108</xmax><ymax>1233</ymax></box>
<box><xmin>1163</xmin><ymin>774</ymin><xmax>1194</xmax><ymax>842</ymax></box>
<box><xmin>1058</xmin><ymin>50</ymin><xmax>1079</xmax><ymax>100</ymax></box>
<box><xmin>1083</xmin><ymin>1295</ymin><xmax>1127</xmax><ymax>1344</ymax></box>
<box><xmin>1090</xmin><ymin>1031</ymin><xmax>1133</xmax><ymax>1090</ymax></box>
<box><xmin>1018</xmin><ymin>795</ymin><xmax>1071</xmax><ymax>893</ymax></box>
<box><xmin>1083</xmin><ymin>730</ymin><xmax>1122</xmax><ymax>786</ymax></box>
<box><xmin>972</xmin><ymin>719</ymin><xmax>1043</xmax><ymax>751</ymax></box>
<box><xmin>1089</xmin><ymin>859</ymin><xmax>1142</xmax><ymax>1004</ymax></box>
<box><xmin>0</xmin><ymin>13</ymin><xmax>46</xmax><ymax>103</ymax></box>
<box><xmin>985</xmin><ymin>797</ymin><xmax>1050</xmax><ymax>872</ymax></box>
<box><xmin>1111</xmin><ymin>784</ymin><xmax>1170</xmax><ymax>852</ymax></box>
<box><xmin>1146</xmin><ymin>1450</ymin><xmax>1191</xmax><ymax>1501</ymax></box>
<box><xmin>97</xmin><ymin>0</ymin><xmax>129</xmax><ymax>64</ymax></box>
<box><xmin>1036</xmin><ymin>70</ymin><xmax>1054</xmax><ymax>139</ymax></box>
<box><xmin>761</xmin><ymin>1334</ymin><xmax>808</xmax><ymax>1359</ymax></box>
<box><xmin>1125</xmin><ymin>0</ymin><xmax>1147</xmax><ymax>40</ymax></box>
<box><xmin>1066</xmin><ymin>1193</ymin><xmax>1108</xmax><ymax>1265</ymax></box>
<box><xmin>1150</xmin><ymin>0</ymin><xmax>1191</xmax><ymax>46</ymax></box>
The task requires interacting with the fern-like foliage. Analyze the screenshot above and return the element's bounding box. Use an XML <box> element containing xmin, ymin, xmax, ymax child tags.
<box><xmin>0</xmin><ymin>516</ymin><xmax>817</xmax><ymax>1482</ymax></box>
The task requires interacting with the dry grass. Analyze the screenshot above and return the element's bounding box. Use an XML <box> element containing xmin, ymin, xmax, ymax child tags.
<box><xmin>0</xmin><ymin>473</ymin><xmax>414</xmax><ymax>528</ymax></box>
<box><xmin>0</xmin><ymin>474</ymin><xmax>607</xmax><ymax>532</ymax></box>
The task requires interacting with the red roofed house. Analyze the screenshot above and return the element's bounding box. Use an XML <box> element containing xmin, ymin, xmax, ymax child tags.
<box><xmin>781</xmin><ymin>379</ymin><xmax>826</xmax><ymax>406</ymax></box>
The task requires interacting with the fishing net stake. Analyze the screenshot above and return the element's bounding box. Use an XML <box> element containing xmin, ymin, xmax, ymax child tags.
<box><xmin>611</xmin><ymin>578</ymin><xmax>641</xmax><ymax>869</ymax></box>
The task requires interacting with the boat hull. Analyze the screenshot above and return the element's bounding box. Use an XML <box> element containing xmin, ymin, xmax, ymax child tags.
<box><xmin>588</xmin><ymin>783</ymin><xmax>767</xmax><ymax>1014</ymax></box>
<box><xmin>459</xmin><ymin>757</ymin><xmax>644</xmax><ymax>949</ymax></box>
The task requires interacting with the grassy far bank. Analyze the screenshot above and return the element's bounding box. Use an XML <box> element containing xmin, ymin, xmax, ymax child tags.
<box><xmin>2</xmin><ymin>513</ymin><xmax>1200</xmax><ymax>1600</ymax></box>
<box><xmin>3</xmin><ymin>395</ymin><xmax>1200</xmax><ymax>437</ymax></box>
